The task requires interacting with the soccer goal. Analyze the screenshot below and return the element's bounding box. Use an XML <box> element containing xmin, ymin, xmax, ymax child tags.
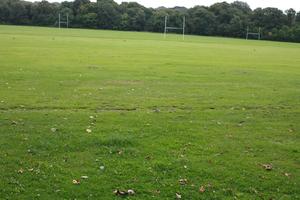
<box><xmin>164</xmin><ymin>16</ymin><xmax>186</xmax><ymax>40</ymax></box>
<box><xmin>246</xmin><ymin>27</ymin><xmax>261</xmax><ymax>40</ymax></box>
<box><xmin>58</xmin><ymin>13</ymin><xmax>69</xmax><ymax>29</ymax></box>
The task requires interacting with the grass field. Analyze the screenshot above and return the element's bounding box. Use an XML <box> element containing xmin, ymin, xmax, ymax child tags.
<box><xmin>0</xmin><ymin>25</ymin><xmax>299</xmax><ymax>199</ymax></box>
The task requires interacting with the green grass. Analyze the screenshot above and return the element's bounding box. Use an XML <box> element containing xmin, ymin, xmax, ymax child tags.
<box><xmin>0</xmin><ymin>25</ymin><xmax>299</xmax><ymax>199</ymax></box>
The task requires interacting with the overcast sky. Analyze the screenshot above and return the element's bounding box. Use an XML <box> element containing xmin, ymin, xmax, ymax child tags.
<box><xmin>35</xmin><ymin>0</ymin><xmax>300</xmax><ymax>11</ymax></box>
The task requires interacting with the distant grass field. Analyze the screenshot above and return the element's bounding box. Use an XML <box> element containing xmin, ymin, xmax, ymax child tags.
<box><xmin>0</xmin><ymin>25</ymin><xmax>299</xmax><ymax>199</ymax></box>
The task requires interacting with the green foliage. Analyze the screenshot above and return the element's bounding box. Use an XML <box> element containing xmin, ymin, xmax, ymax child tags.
<box><xmin>187</xmin><ymin>6</ymin><xmax>216</xmax><ymax>35</ymax></box>
<box><xmin>0</xmin><ymin>0</ymin><xmax>299</xmax><ymax>42</ymax></box>
<box><xmin>95</xmin><ymin>0</ymin><xmax>120</xmax><ymax>29</ymax></box>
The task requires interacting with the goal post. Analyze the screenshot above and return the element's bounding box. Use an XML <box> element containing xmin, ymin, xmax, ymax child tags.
<box><xmin>164</xmin><ymin>16</ymin><xmax>186</xmax><ymax>40</ymax></box>
<box><xmin>58</xmin><ymin>13</ymin><xmax>69</xmax><ymax>29</ymax></box>
<box><xmin>246</xmin><ymin>26</ymin><xmax>261</xmax><ymax>40</ymax></box>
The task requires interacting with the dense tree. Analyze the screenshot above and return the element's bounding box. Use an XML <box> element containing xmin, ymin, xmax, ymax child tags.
<box><xmin>261</xmin><ymin>8</ymin><xmax>286</xmax><ymax>30</ymax></box>
<box><xmin>0</xmin><ymin>0</ymin><xmax>299</xmax><ymax>42</ymax></box>
<box><xmin>72</xmin><ymin>0</ymin><xmax>89</xmax><ymax>15</ymax></box>
<box><xmin>6</xmin><ymin>0</ymin><xmax>30</xmax><ymax>24</ymax></box>
<box><xmin>297</xmin><ymin>12</ymin><xmax>300</xmax><ymax>24</ymax></box>
<box><xmin>231</xmin><ymin>1</ymin><xmax>251</xmax><ymax>14</ymax></box>
<box><xmin>187</xmin><ymin>6</ymin><xmax>216</xmax><ymax>35</ymax></box>
<box><xmin>119</xmin><ymin>2</ymin><xmax>147</xmax><ymax>31</ymax></box>
<box><xmin>77</xmin><ymin>2</ymin><xmax>97</xmax><ymax>28</ymax></box>
<box><xmin>31</xmin><ymin>1</ymin><xmax>58</xmax><ymax>26</ymax></box>
<box><xmin>94</xmin><ymin>0</ymin><xmax>120</xmax><ymax>29</ymax></box>
<box><xmin>147</xmin><ymin>9</ymin><xmax>167</xmax><ymax>32</ymax></box>
<box><xmin>286</xmin><ymin>8</ymin><xmax>297</xmax><ymax>26</ymax></box>
<box><xmin>0</xmin><ymin>0</ymin><xmax>10</xmax><ymax>23</ymax></box>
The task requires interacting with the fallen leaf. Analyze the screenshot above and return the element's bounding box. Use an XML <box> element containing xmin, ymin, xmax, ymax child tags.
<box><xmin>179</xmin><ymin>178</ymin><xmax>188</xmax><ymax>185</ymax></box>
<box><xmin>176</xmin><ymin>193</ymin><xmax>182</xmax><ymax>199</ymax></box>
<box><xmin>153</xmin><ymin>190</ymin><xmax>160</xmax><ymax>194</ymax></box>
<box><xmin>145</xmin><ymin>155</ymin><xmax>152</xmax><ymax>160</ymax></box>
<box><xmin>127</xmin><ymin>189</ymin><xmax>135</xmax><ymax>195</ymax></box>
<box><xmin>262</xmin><ymin>164</ymin><xmax>273</xmax><ymax>171</ymax></box>
<box><xmin>113</xmin><ymin>189</ymin><xmax>135</xmax><ymax>196</ymax></box>
<box><xmin>99</xmin><ymin>166</ymin><xmax>105</xmax><ymax>170</ymax></box>
<box><xmin>199</xmin><ymin>186</ymin><xmax>205</xmax><ymax>193</ymax></box>
<box><xmin>118</xmin><ymin>150</ymin><xmax>123</xmax><ymax>155</ymax></box>
<box><xmin>114</xmin><ymin>190</ymin><xmax>126</xmax><ymax>196</ymax></box>
<box><xmin>284</xmin><ymin>173</ymin><xmax>291</xmax><ymax>177</ymax></box>
<box><xmin>72</xmin><ymin>179</ymin><xmax>80</xmax><ymax>185</ymax></box>
<box><xmin>18</xmin><ymin>168</ymin><xmax>24</xmax><ymax>174</ymax></box>
<box><xmin>81</xmin><ymin>176</ymin><xmax>88</xmax><ymax>179</ymax></box>
<box><xmin>154</xmin><ymin>108</ymin><xmax>160</xmax><ymax>113</ymax></box>
<box><xmin>86</xmin><ymin>129</ymin><xmax>92</xmax><ymax>133</ymax></box>
<box><xmin>238</xmin><ymin>121</ymin><xmax>245</xmax><ymax>126</ymax></box>
<box><xmin>51</xmin><ymin>128</ymin><xmax>57</xmax><ymax>133</ymax></box>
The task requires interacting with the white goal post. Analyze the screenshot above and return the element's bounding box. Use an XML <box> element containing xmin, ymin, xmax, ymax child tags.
<box><xmin>164</xmin><ymin>16</ymin><xmax>186</xmax><ymax>40</ymax></box>
<box><xmin>246</xmin><ymin>26</ymin><xmax>261</xmax><ymax>40</ymax></box>
<box><xmin>58</xmin><ymin>13</ymin><xmax>69</xmax><ymax>29</ymax></box>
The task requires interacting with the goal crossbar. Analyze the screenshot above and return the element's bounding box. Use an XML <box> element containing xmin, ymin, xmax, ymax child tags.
<box><xmin>58</xmin><ymin>13</ymin><xmax>69</xmax><ymax>29</ymax></box>
<box><xmin>164</xmin><ymin>16</ymin><xmax>186</xmax><ymax>40</ymax></box>
<box><xmin>246</xmin><ymin>27</ymin><xmax>261</xmax><ymax>40</ymax></box>
<box><xmin>166</xmin><ymin>27</ymin><xmax>184</xmax><ymax>30</ymax></box>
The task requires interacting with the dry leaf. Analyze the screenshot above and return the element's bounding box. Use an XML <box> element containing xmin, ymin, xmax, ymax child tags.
<box><xmin>18</xmin><ymin>168</ymin><xmax>24</xmax><ymax>174</ymax></box>
<box><xmin>199</xmin><ymin>186</ymin><xmax>205</xmax><ymax>193</ymax></box>
<box><xmin>51</xmin><ymin>128</ymin><xmax>57</xmax><ymax>133</ymax></box>
<box><xmin>113</xmin><ymin>189</ymin><xmax>135</xmax><ymax>196</ymax></box>
<box><xmin>262</xmin><ymin>164</ymin><xmax>273</xmax><ymax>171</ymax></box>
<box><xmin>127</xmin><ymin>189</ymin><xmax>135</xmax><ymax>195</ymax></box>
<box><xmin>113</xmin><ymin>190</ymin><xmax>125</xmax><ymax>196</ymax></box>
<box><xmin>176</xmin><ymin>193</ymin><xmax>182</xmax><ymax>199</ymax></box>
<box><xmin>118</xmin><ymin>150</ymin><xmax>123</xmax><ymax>155</ymax></box>
<box><xmin>81</xmin><ymin>176</ymin><xmax>88</xmax><ymax>179</ymax></box>
<box><xmin>99</xmin><ymin>166</ymin><xmax>105</xmax><ymax>170</ymax></box>
<box><xmin>284</xmin><ymin>173</ymin><xmax>291</xmax><ymax>177</ymax></box>
<box><xmin>72</xmin><ymin>179</ymin><xmax>80</xmax><ymax>185</ymax></box>
<box><xmin>179</xmin><ymin>178</ymin><xmax>188</xmax><ymax>185</ymax></box>
<box><xmin>86</xmin><ymin>129</ymin><xmax>92</xmax><ymax>133</ymax></box>
<box><xmin>153</xmin><ymin>190</ymin><xmax>160</xmax><ymax>194</ymax></box>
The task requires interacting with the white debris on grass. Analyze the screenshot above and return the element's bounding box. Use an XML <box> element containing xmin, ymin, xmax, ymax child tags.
<box><xmin>86</xmin><ymin>129</ymin><xmax>92</xmax><ymax>133</ymax></box>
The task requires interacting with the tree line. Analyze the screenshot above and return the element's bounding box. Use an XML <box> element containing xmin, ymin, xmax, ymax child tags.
<box><xmin>1</xmin><ymin>0</ymin><xmax>300</xmax><ymax>42</ymax></box>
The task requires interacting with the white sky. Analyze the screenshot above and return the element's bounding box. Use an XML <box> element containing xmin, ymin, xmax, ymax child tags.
<box><xmin>34</xmin><ymin>0</ymin><xmax>300</xmax><ymax>11</ymax></box>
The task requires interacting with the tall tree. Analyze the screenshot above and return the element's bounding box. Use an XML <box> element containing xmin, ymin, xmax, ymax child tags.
<box><xmin>95</xmin><ymin>0</ymin><xmax>120</xmax><ymax>29</ymax></box>
<box><xmin>0</xmin><ymin>0</ymin><xmax>299</xmax><ymax>42</ymax></box>
<box><xmin>286</xmin><ymin>8</ymin><xmax>296</xmax><ymax>26</ymax></box>
<box><xmin>187</xmin><ymin>6</ymin><xmax>216</xmax><ymax>35</ymax></box>
<box><xmin>120</xmin><ymin>2</ymin><xmax>147</xmax><ymax>31</ymax></box>
<box><xmin>0</xmin><ymin>0</ymin><xmax>9</xmax><ymax>23</ymax></box>
<box><xmin>31</xmin><ymin>1</ymin><xmax>58</xmax><ymax>26</ymax></box>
